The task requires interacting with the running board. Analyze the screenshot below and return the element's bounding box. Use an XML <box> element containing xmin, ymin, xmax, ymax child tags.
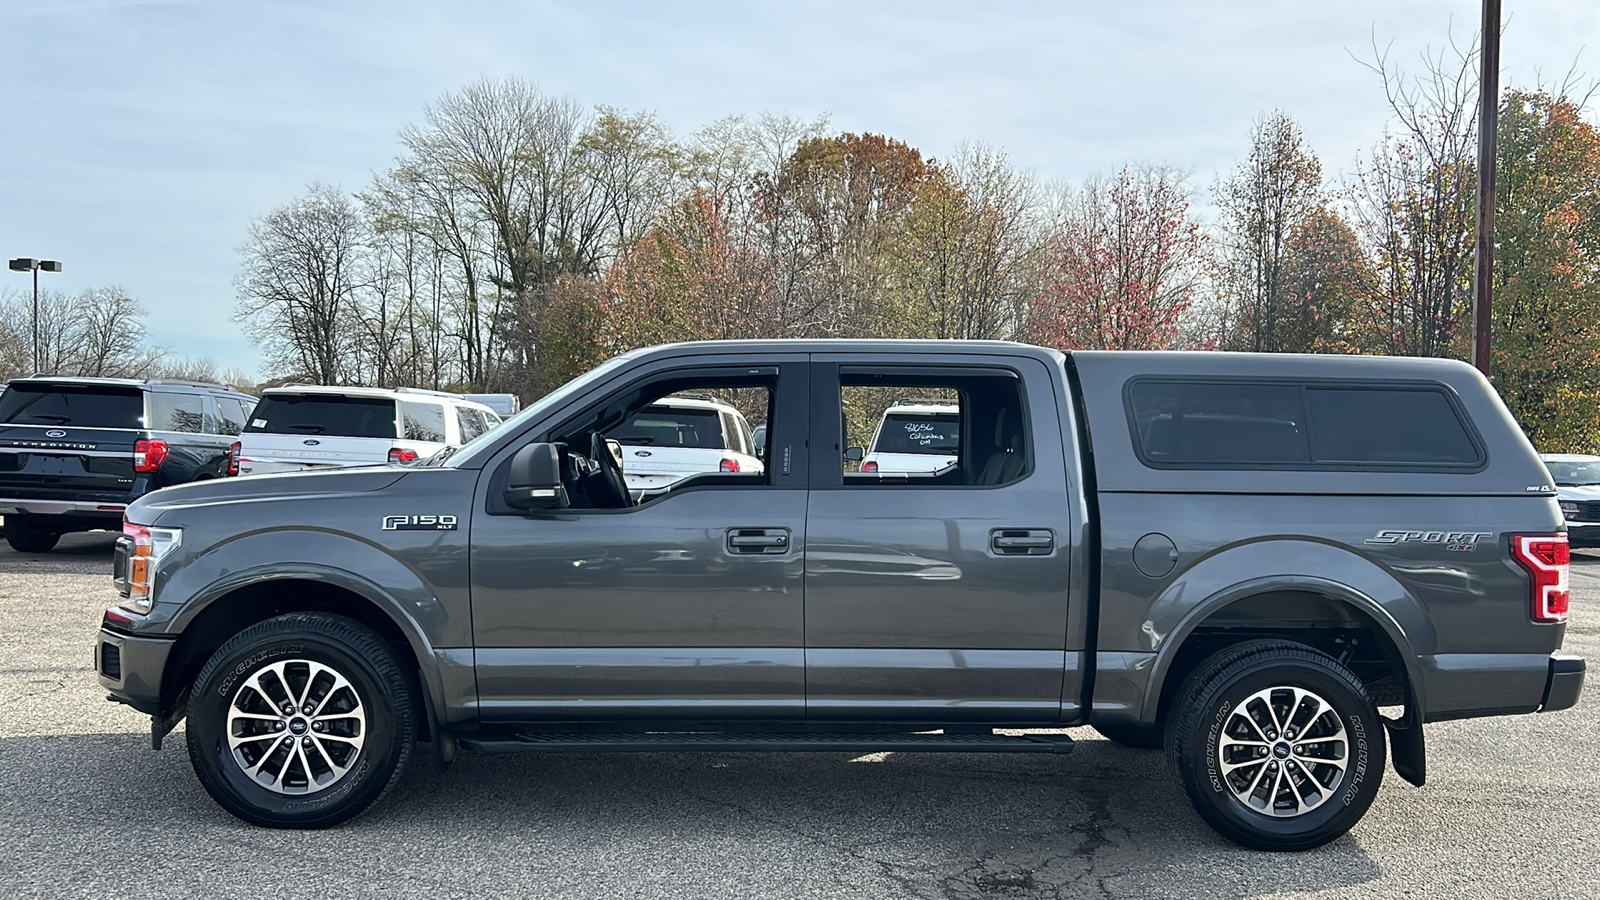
<box><xmin>458</xmin><ymin>731</ymin><xmax>1074</xmax><ymax>754</ymax></box>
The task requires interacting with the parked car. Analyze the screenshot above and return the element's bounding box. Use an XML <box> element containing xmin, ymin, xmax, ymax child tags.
<box><xmin>464</xmin><ymin>393</ymin><xmax>521</xmax><ymax>418</ymax></box>
<box><xmin>606</xmin><ymin>393</ymin><xmax>763</xmax><ymax>492</ymax></box>
<box><xmin>234</xmin><ymin>386</ymin><xmax>500</xmax><ymax>476</ymax></box>
<box><xmin>98</xmin><ymin>341</ymin><xmax>1583</xmax><ymax>851</ymax></box>
<box><xmin>857</xmin><ymin>398</ymin><xmax>959</xmax><ymax>474</ymax></box>
<box><xmin>1541</xmin><ymin>453</ymin><xmax>1600</xmax><ymax>547</ymax></box>
<box><xmin>0</xmin><ymin>376</ymin><xmax>255</xmax><ymax>552</ymax></box>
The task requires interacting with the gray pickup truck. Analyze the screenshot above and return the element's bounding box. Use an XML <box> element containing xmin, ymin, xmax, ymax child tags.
<box><xmin>96</xmin><ymin>340</ymin><xmax>1585</xmax><ymax>850</ymax></box>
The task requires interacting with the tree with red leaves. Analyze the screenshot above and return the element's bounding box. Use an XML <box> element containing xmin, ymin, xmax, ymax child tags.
<box><xmin>1031</xmin><ymin>165</ymin><xmax>1207</xmax><ymax>351</ymax></box>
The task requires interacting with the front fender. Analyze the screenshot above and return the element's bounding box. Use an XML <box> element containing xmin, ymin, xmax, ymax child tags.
<box><xmin>1138</xmin><ymin>539</ymin><xmax>1433</xmax><ymax>721</ymax></box>
<box><xmin>155</xmin><ymin>528</ymin><xmax>468</xmax><ymax>727</ymax></box>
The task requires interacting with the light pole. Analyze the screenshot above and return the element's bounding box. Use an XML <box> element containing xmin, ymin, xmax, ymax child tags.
<box><xmin>7</xmin><ymin>257</ymin><xmax>63</xmax><ymax>374</ymax></box>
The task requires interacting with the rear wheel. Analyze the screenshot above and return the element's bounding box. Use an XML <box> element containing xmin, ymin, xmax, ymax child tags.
<box><xmin>4</xmin><ymin>517</ymin><xmax>60</xmax><ymax>553</ymax></box>
<box><xmin>1167</xmin><ymin>640</ymin><xmax>1385</xmax><ymax>851</ymax></box>
<box><xmin>186</xmin><ymin>612</ymin><xmax>414</xmax><ymax>828</ymax></box>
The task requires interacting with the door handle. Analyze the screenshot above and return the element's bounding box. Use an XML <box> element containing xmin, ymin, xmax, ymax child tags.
<box><xmin>991</xmin><ymin>529</ymin><xmax>1054</xmax><ymax>555</ymax></box>
<box><xmin>727</xmin><ymin>528</ymin><xmax>791</xmax><ymax>554</ymax></box>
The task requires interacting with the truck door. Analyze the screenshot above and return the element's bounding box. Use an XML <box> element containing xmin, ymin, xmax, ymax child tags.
<box><xmin>804</xmin><ymin>354</ymin><xmax>1082</xmax><ymax>722</ymax></box>
<box><xmin>468</xmin><ymin>359</ymin><xmax>811</xmax><ymax>721</ymax></box>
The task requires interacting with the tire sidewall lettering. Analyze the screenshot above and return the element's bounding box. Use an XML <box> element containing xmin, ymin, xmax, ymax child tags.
<box><xmin>215</xmin><ymin>643</ymin><xmax>305</xmax><ymax>697</ymax></box>
<box><xmin>1342</xmin><ymin>713</ymin><xmax>1369</xmax><ymax>806</ymax></box>
<box><xmin>1206</xmin><ymin>699</ymin><xmax>1232</xmax><ymax>793</ymax></box>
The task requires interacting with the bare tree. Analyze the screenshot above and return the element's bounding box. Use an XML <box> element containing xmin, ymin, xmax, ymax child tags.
<box><xmin>1346</xmin><ymin>32</ymin><xmax>1481</xmax><ymax>357</ymax></box>
<box><xmin>235</xmin><ymin>184</ymin><xmax>369</xmax><ymax>384</ymax></box>
<box><xmin>74</xmin><ymin>286</ymin><xmax>150</xmax><ymax>377</ymax></box>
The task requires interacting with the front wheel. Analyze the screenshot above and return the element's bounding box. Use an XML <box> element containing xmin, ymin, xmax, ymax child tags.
<box><xmin>1167</xmin><ymin>640</ymin><xmax>1385</xmax><ymax>851</ymax></box>
<box><xmin>186</xmin><ymin>612</ymin><xmax>414</xmax><ymax>828</ymax></box>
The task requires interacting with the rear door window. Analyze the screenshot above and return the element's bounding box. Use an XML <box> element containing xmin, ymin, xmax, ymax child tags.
<box><xmin>147</xmin><ymin>392</ymin><xmax>206</xmax><ymax>433</ymax></box>
<box><xmin>401</xmin><ymin>401</ymin><xmax>448</xmax><ymax>443</ymax></box>
<box><xmin>215</xmin><ymin>397</ymin><xmax>248</xmax><ymax>435</ymax></box>
<box><xmin>0</xmin><ymin>384</ymin><xmax>144</xmax><ymax>428</ymax></box>
<box><xmin>456</xmin><ymin>406</ymin><xmax>486</xmax><ymax>442</ymax></box>
<box><xmin>246</xmin><ymin>395</ymin><xmax>397</xmax><ymax>439</ymax></box>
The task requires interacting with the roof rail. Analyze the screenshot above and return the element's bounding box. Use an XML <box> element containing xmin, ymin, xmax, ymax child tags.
<box><xmin>394</xmin><ymin>386</ymin><xmax>465</xmax><ymax>399</ymax></box>
<box><xmin>892</xmin><ymin>396</ymin><xmax>959</xmax><ymax>407</ymax></box>
<box><xmin>666</xmin><ymin>391</ymin><xmax>718</xmax><ymax>402</ymax></box>
<box><xmin>148</xmin><ymin>378</ymin><xmax>230</xmax><ymax>390</ymax></box>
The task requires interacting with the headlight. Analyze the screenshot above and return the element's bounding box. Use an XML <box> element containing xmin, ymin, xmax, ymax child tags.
<box><xmin>120</xmin><ymin>523</ymin><xmax>182</xmax><ymax>615</ymax></box>
<box><xmin>1560</xmin><ymin>502</ymin><xmax>1580</xmax><ymax>520</ymax></box>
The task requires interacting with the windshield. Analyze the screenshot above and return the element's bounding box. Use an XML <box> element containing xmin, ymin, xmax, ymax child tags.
<box><xmin>245</xmin><ymin>395</ymin><xmax>397</xmax><ymax>438</ymax></box>
<box><xmin>610</xmin><ymin>406</ymin><xmax>726</xmax><ymax>449</ymax></box>
<box><xmin>0</xmin><ymin>383</ymin><xmax>144</xmax><ymax>428</ymax></box>
<box><xmin>872</xmin><ymin>413</ymin><xmax>960</xmax><ymax>454</ymax></box>
<box><xmin>1546</xmin><ymin>460</ymin><xmax>1600</xmax><ymax>486</ymax></box>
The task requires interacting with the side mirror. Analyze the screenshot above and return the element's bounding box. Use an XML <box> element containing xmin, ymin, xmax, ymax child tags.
<box><xmin>751</xmin><ymin>425</ymin><xmax>767</xmax><ymax>460</ymax></box>
<box><xmin>505</xmin><ymin>442</ymin><xmax>568</xmax><ymax>511</ymax></box>
<box><xmin>844</xmin><ymin>446</ymin><xmax>865</xmax><ymax>462</ymax></box>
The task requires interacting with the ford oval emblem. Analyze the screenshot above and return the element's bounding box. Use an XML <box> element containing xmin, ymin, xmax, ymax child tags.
<box><xmin>45</xmin><ymin>429</ymin><xmax>67</xmax><ymax>438</ymax></box>
<box><xmin>634</xmin><ymin>450</ymin><xmax>651</xmax><ymax>457</ymax></box>
<box><xmin>303</xmin><ymin>439</ymin><xmax>321</xmax><ymax>446</ymax></box>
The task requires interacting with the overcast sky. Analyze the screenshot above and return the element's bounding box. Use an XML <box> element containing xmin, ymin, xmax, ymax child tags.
<box><xmin>1</xmin><ymin>0</ymin><xmax>1596</xmax><ymax>377</ymax></box>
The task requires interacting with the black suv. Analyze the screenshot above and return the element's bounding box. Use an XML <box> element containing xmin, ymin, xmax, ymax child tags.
<box><xmin>0</xmin><ymin>376</ymin><xmax>256</xmax><ymax>552</ymax></box>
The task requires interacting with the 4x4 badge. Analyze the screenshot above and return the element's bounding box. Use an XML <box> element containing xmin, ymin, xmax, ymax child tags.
<box><xmin>382</xmin><ymin>514</ymin><xmax>458</xmax><ymax>531</ymax></box>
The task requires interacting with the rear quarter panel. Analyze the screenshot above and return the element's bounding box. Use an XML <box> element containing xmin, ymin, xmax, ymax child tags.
<box><xmin>1071</xmin><ymin>351</ymin><xmax>1567</xmax><ymax>725</ymax></box>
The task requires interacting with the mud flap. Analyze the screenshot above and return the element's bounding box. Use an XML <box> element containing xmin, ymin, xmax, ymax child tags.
<box><xmin>415</xmin><ymin>668</ymin><xmax>457</xmax><ymax>772</ymax></box>
<box><xmin>150</xmin><ymin>690</ymin><xmax>188</xmax><ymax>752</ymax></box>
<box><xmin>1385</xmin><ymin>716</ymin><xmax>1426</xmax><ymax>787</ymax></box>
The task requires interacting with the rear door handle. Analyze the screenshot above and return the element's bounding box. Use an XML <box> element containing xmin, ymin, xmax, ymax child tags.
<box><xmin>991</xmin><ymin>529</ymin><xmax>1054</xmax><ymax>555</ymax></box>
<box><xmin>728</xmin><ymin>528</ymin><xmax>791</xmax><ymax>554</ymax></box>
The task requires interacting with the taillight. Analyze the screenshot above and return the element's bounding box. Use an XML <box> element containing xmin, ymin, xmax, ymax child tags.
<box><xmin>389</xmin><ymin>448</ymin><xmax>419</xmax><ymax>464</ymax></box>
<box><xmin>1511</xmin><ymin>533</ymin><xmax>1570</xmax><ymax>623</ymax></box>
<box><xmin>134</xmin><ymin>439</ymin><xmax>169</xmax><ymax>473</ymax></box>
<box><xmin>862</xmin><ymin>461</ymin><xmax>879</xmax><ymax>473</ymax></box>
<box><xmin>226</xmin><ymin>441</ymin><xmax>241</xmax><ymax>476</ymax></box>
<box><xmin>719</xmin><ymin>458</ymin><xmax>741</xmax><ymax>473</ymax></box>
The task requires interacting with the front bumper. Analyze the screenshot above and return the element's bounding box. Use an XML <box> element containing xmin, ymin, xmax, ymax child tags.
<box><xmin>1565</xmin><ymin>521</ymin><xmax>1600</xmax><ymax>548</ymax></box>
<box><xmin>96</xmin><ymin>626</ymin><xmax>176</xmax><ymax>716</ymax></box>
<box><xmin>1542</xmin><ymin>654</ymin><xmax>1585</xmax><ymax>712</ymax></box>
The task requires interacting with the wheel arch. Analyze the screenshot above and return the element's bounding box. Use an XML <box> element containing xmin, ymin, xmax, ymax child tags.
<box><xmin>1137</xmin><ymin>539</ymin><xmax>1434</xmax><ymax>729</ymax></box>
<box><xmin>160</xmin><ymin>570</ymin><xmax>446</xmax><ymax>737</ymax></box>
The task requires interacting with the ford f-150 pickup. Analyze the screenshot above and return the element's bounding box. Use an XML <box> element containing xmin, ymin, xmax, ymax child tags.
<box><xmin>95</xmin><ymin>340</ymin><xmax>1585</xmax><ymax>850</ymax></box>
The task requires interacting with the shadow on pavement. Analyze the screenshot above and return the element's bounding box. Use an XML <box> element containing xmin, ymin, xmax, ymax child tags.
<box><xmin>0</xmin><ymin>730</ymin><xmax>1383</xmax><ymax>899</ymax></box>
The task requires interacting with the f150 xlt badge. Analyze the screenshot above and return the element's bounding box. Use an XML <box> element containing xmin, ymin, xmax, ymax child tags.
<box><xmin>1365</xmin><ymin>529</ymin><xmax>1492</xmax><ymax>551</ymax></box>
<box><xmin>382</xmin><ymin>514</ymin><xmax>458</xmax><ymax>531</ymax></box>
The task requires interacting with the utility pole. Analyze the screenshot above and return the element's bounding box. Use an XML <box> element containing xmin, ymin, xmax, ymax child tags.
<box><xmin>1472</xmin><ymin>0</ymin><xmax>1501</xmax><ymax>377</ymax></box>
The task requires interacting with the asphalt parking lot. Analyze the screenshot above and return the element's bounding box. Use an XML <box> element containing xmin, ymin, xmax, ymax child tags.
<box><xmin>1</xmin><ymin>531</ymin><xmax>1596</xmax><ymax>899</ymax></box>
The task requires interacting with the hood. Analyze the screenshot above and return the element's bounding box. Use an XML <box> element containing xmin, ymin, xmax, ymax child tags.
<box><xmin>1554</xmin><ymin>483</ymin><xmax>1600</xmax><ymax>501</ymax></box>
<box><xmin>127</xmin><ymin>466</ymin><xmax>408</xmax><ymax>521</ymax></box>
